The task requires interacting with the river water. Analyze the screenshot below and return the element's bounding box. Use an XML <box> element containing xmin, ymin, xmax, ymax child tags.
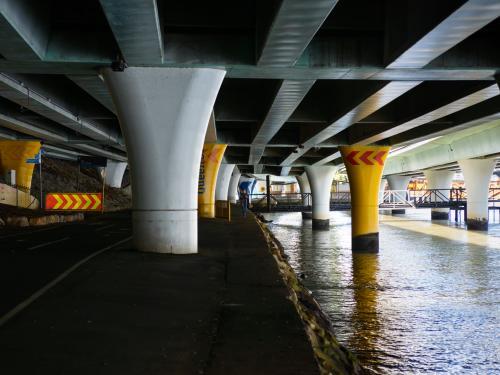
<box><xmin>262</xmin><ymin>209</ymin><xmax>500</xmax><ymax>374</ymax></box>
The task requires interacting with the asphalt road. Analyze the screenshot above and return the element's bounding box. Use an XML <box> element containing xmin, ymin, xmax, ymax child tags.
<box><xmin>0</xmin><ymin>212</ymin><xmax>132</xmax><ymax>318</ymax></box>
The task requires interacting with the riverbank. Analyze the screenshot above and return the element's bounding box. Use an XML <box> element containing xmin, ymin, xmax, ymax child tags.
<box><xmin>255</xmin><ymin>217</ymin><xmax>366</xmax><ymax>374</ymax></box>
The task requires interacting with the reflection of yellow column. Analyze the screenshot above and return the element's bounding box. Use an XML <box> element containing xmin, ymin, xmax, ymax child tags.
<box><xmin>340</xmin><ymin>145</ymin><xmax>390</xmax><ymax>252</ymax></box>
<box><xmin>0</xmin><ymin>140</ymin><xmax>41</xmax><ymax>190</ymax></box>
<box><xmin>350</xmin><ymin>253</ymin><xmax>380</xmax><ymax>368</ymax></box>
<box><xmin>198</xmin><ymin>143</ymin><xmax>227</xmax><ymax>218</ymax></box>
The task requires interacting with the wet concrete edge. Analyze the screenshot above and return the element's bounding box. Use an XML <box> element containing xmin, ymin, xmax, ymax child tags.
<box><xmin>253</xmin><ymin>215</ymin><xmax>371</xmax><ymax>375</ymax></box>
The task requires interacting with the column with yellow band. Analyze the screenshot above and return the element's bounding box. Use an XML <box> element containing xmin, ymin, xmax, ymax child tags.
<box><xmin>340</xmin><ymin>145</ymin><xmax>390</xmax><ymax>253</ymax></box>
<box><xmin>0</xmin><ymin>140</ymin><xmax>41</xmax><ymax>190</ymax></box>
<box><xmin>198</xmin><ymin>143</ymin><xmax>227</xmax><ymax>218</ymax></box>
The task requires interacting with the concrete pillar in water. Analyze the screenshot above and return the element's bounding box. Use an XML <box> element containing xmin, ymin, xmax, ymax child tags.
<box><xmin>378</xmin><ymin>178</ymin><xmax>387</xmax><ymax>204</ymax></box>
<box><xmin>458</xmin><ymin>159</ymin><xmax>495</xmax><ymax>230</ymax></box>
<box><xmin>0</xmin><ymin>140</ymin><xmax>41</xmax><ymax>190</ymax></box>
<box><xmin>215</xmin><ymin>163</ymin><xmax>235</xmax><ymax>202</ymax></box>
<box><xmin>228</xmin><ymin>168</ymin><xmax>241</xmax><ymax>203</ymax></box>
<box><xmin>423</xmin><ymin>170</ymin><xmax>454</xmax><ymax>220</ymax></box>
<box><xmin>103</xmin><ymin>67</ymin><xmax>225</xmax><ymax>254</ymax></box>
<box><xmin>340</xmin><ymin>145</ymin><xmax>390</xmax><ymax>253</ymax></box>
<box><xmin>386</xmin><ymin>175</ymin><xmax>411</xmax><ymax>215</ymax></box>
<box><xmin>304</xmin><ymin>166</ymin><xmax>336</xmax><ymax>230</ymax></box>
<box><xmin>105</xmin><ymin>160</ymin><xmax>127</xmax><ymax>188</ymax></box>
<box><xmin>296</xmin><ymin>172</ymin><xmax>311</xmax><ymax>207</ymax></box>
<box><xmin>198</xmin><ymin>144</ymin><xmax>227</xmax><ymax>218</ymax></box>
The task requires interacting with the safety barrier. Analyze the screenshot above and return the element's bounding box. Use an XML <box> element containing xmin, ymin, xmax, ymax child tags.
<box><xmin>249</xmin><ymin>188</ymin><xmax>499</xmax><ymax>216</ymax></box>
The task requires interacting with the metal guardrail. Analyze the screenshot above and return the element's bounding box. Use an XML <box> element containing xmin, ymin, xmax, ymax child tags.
<box><xmin>249</xmin><ymin>188</ymin><xmax>499</xmax><ymax>213</ymax></box>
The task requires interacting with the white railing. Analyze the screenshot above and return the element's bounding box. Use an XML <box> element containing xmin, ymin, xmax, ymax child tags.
<box><xmin>379</xmin><ymin>190</ymin><xmax>415</xmax><ymax>208</ymax></box>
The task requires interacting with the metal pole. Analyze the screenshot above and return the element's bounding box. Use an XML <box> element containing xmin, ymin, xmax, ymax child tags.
<box><xmin>102</xmin><ymin>167</ymin><xmax>106</xmax><ymax>214</ymax></box>
<box><xmin>39</xmin><ymin>154</ymin><xmax>43</xmax><ymax>209</ymax></box>
<box><xmin>76</xmin><ymin>162</ymin><xmax>80</xmax><ymax>191</ymax></box>
<box><xmin>266</xmin><ymin>175</ymin><xmax>271</xmax><ymax>212</ymax></box>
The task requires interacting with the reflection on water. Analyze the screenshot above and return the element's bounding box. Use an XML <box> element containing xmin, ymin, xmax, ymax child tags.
<box><xmin>350</xmin><ymin>253</ymin><xmax>381</xmax><ymax>372</ymax></box>
<box><xmin>263</xmin><ymin>210</ymin><xmax>500</xmax><ymax>374</ymax></box>
<box><xmin>347</xmin><ymin>254</ymin><xmax>380</xmax><ymax>368</ymax></box>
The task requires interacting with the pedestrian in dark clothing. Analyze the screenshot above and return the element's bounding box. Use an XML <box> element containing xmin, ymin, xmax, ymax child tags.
<box><xmin>240</xmin><ymin>189</ymin><xmax>249</xmax><ymax>217</ymax></box>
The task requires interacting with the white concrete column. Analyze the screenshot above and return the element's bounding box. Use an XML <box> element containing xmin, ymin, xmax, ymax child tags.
<box><xmin>424</xmin><ymin>170</ymin><xmax>455</xmax><ymax>220</ymax></box>
<box><xmin>386</xmin><ymin>175</ymin><xmax>411</xmax><ymax>215</ymax></box>
<box><xmin>378</xmin><ymin>178</ymin><xmax>387</xmax><ymax>204</ymax></box>
<box><xmin>459</xmin><ymin>159</ymin><xmax>495</xmax><ymax>230</ymax></box>
<box><xmin>228</xmin><ymin>168</ymin><xmax>241</xmax><ymax>203</ymax></box>
<box><xmin>296</xmin><ymin>172</ymin><xmax>311</xmax><ymax>206</ymax></box>
<box><xmin>386</xmin><ymin>175</ymin><xmax>410</xmax><ymax>190</ymax></box>
<box><xmin>305</xmin><ymin>166</ymin><xmax>336</xmax><ymax>230</ymax></box>
<box><xmin>215</xmin><ymin>164</ymin><xmax>235</xmax><ymax>201</ymax></box>
<box><xmin>105</xmin><ymin>160</ymin><xmax>127</xmax><ymax>188</ymax></box>
<box><xmin>103</xmin><ymin>67</ymin><xmax>225</xmax><ymax>254</ymax></box>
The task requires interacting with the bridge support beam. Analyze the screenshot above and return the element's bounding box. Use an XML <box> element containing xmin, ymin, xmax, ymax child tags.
<box><xmin>423</xmin><ymin>170</ymin><xmax>454</xmax><ymax>220</ymax></box>
<box><xmin>458</xmin><ymin>159</ymin><xmax>495</xmax><ymax>231</ymax></box>
<box><xmin>198</xmin><ymin>144</ymin><xmax>227</xmax><ymax>218</ymax></box>
<box><xmin>296</xmin><ymin>172</ymin><xmax>311</xmax><ymax>214</ymax></box>
<box><xmin>102</xmin><ymin>67</ymin><xmax>225</xmax><ymax>254</ymax></box>
<box><xmin>386</xmin><ymin>175</ymin><xmax>411</xmax><ymax>215</ymax></box>
<box><xmin>305</xmin><ymin>166</ymin><xmax>336</xmax><ymax>230</ymax></box>
<box><xmin>104</xmin><ymin>160</ymin><xmax>127</xmax><ymax>188</ymax></box>
<box><xmin>340</xmin><ymin>145</ymin><xmax>390</xmax><ymax>253</ymax></box>
<box><xmin>228</xmin><ymin>168</ymin><xmax>241</xmax><ymax>204</ymax></box>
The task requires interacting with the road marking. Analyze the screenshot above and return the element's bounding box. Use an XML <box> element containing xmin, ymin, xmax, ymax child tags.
<box><xmin>95</xmin><ymin>224</ymin><xmax>114</xmax><ymax>232</ymax></box>
<box><xmin>0</xmin><ymin>236</ymin><xmax>132</xmax><ymax>328</ymax></box>
<box><xmin>28</xmin><ymin>237</ymin><xmax>70</xmax><ymax>250</ymax></box>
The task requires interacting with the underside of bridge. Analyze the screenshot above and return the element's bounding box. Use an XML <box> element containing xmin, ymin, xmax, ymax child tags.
<box><xmin>0</xmin><ymin>0</ymin><xmax>498</xmax><ymax>173</ymax></box>
<box><xmin>1</xmin><ymin>2</ymin><xmax>500</xmax><ymax>373</ymax></box>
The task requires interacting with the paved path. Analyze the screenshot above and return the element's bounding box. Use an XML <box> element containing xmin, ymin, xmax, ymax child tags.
<box><xmin>0</xmin><ymin>210</ymin><xmax>318</xmax><ymax>374</ymax></box>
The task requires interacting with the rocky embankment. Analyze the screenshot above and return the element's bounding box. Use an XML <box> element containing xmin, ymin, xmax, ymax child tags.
<box><xmin>0</xmin><ymin>158</ymin><xmax>131</xmax><ymax>227</ymax></box>
<box><xmin>0</xmin><ymin>203</ymin><xmax>84</xmax><ymax>227</ymax></box>
<box><xmin>31</xmin><ymin>158</ymin><xmax>131</xmax><ymax>211</ymax></box>
<box><xmin>255</xmin><ymin>217</ymin><xmax>370</xmax><ymax>375</ymax></box>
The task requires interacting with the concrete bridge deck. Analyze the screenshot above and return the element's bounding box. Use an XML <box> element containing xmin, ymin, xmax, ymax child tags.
<box><xmin>0</xmin><ymin>210</ymin><xmax>318</xmax><ymax>375</ymax></box>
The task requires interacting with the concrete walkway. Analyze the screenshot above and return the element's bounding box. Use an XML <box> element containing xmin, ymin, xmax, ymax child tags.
<box><xmin>0</xmin><ymin>209</ymin><xmax>318</xmax><ymax>374</ymax></box>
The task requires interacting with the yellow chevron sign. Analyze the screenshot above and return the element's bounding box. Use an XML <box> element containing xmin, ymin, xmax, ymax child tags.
<box><xmin>45</xmin><ymin>193</ymin><xmax>103</xmax><ymax>211</ymax></box>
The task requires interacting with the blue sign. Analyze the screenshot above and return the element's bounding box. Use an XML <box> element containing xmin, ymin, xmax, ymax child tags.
<box><xmin>26</xmin><ymin>150</ymin><xmax>42</xmax><ymax>164</ymax></box>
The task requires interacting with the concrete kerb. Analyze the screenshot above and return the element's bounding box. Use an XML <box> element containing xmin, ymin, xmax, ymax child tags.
<box><xmin>253</xmin><ymin>214</ymin><xmax>368</xmax><ymax>374</ymax></box>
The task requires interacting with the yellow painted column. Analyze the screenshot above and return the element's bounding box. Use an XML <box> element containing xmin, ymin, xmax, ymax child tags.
<box><xmin>198</xmin><ymin>143</ymin><xmax>227</xmax><ymax>218</ymax></box>
<box><xmin>0</xmin><ymin>140</ymin><xmax>41</xmax><ymax>190</ymax></box>
<box><xmin>340</xmin><ymin>145</ymin><xmax>390</xmax><ymax>253</ymax></box>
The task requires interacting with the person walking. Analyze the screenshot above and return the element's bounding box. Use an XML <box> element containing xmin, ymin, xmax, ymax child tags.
<box><xmin>240</xmin><ymin>188</ymin><xmax>249</xmax><ymax>217</ymax></box>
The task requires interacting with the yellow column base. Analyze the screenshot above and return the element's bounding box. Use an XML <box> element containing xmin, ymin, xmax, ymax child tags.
<box><xmin>199</xmin><ymin>203</ymin><xmax>215</xmax><ymax>218</ymax></box>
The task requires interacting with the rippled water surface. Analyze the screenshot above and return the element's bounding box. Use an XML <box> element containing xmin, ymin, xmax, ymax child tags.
<box><xmin>263</xmin><ymin>210</ymin><xmax>500</xmax><ymax>374</ymax></box>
